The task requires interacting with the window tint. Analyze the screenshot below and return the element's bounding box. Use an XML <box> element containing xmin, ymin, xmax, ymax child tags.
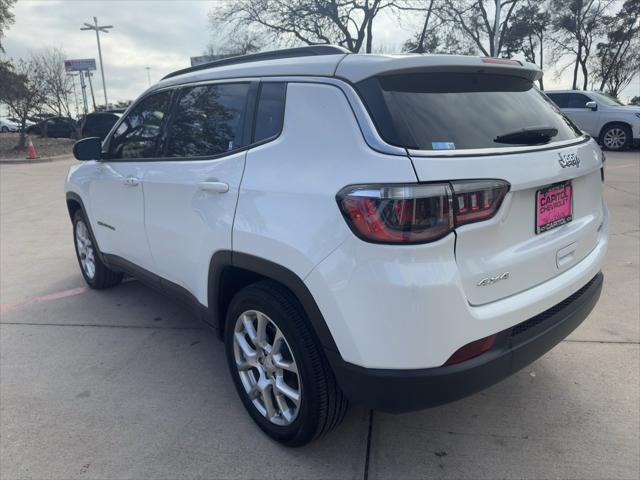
<box><xmin>357</xmin><ymin>73</ymin><xmax>582</xmax><ymax>150</ymax></box>
<box><xmin>109</xmin><ymin>91</ymin><xmax>171</xmax><ymax>159</ymax></box>
<box><xmin>546</xmin><ymin>93</ymin><xmax>568</xmax><ymax>108</ymax></box>
<box><xmin>567</xmin><ymin>93</ymin><xmax>592</xmax><ymax>108</ymax></box>
<box><xmin>165</xmin><ymin>83</ymin><xmax>249</xmax><ymax>157</ymax></box>
<box><xmin>254</xmin><ymin>82</ymin><xmax>286</xmax><ymax>142</ymax></box>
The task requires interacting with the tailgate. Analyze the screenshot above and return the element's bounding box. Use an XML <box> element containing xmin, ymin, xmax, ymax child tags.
<box><xmin>409</xmin><ymin>140</ymin><xmax>605</xmax><ymax>305</ymax></box>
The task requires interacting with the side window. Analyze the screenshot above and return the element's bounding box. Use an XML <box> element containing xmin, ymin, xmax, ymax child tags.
<box><xmin>567</xmin><ymin>93</ymin><xmax>591</xmax><ymax>109</ymax></box>
<box><xmin>547</xmin><ymin>93</ymin><xmax>568</xmax><ymax>108</ymax></box>
<box><xmin>108</xmin><ymin>91</ymin><xmax>171</xmax><ymax>160</ymax></box>
<box><xmin>253</xmin><ymin>82</ymin><xmax>286</xmax><ymax>142</ymax></box>
<box><xmin>165</xmin><ymin>83</ymin><xmax>249</xmax><ymax>158</ymax></box>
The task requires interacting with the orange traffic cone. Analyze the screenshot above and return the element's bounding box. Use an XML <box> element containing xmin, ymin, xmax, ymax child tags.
<box><xmin>26</xmin><ymin>135</ymin><xmax>39</xmax><ymax>160</ymax></box>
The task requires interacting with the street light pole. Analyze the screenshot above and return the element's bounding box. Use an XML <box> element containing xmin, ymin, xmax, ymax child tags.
<box><xmin>81</xmin><ymin>17</ymin><xmax>113</xmax><ymax>109</ymax></box>
<box><xmin>494</xmin><ymin>0</ymin><xmax>501</xmax><ymax>57</ymax></box>
<box><xmin>145</xmin><ymin>67</ymin><xmax>151</xmax><ymax>86</ymax></box>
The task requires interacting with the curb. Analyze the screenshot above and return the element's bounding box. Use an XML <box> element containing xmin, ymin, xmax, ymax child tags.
<box><xmin>0</xmin><ymin>154</ymin><xmax>71</xmax><ymax>165</ymax></box>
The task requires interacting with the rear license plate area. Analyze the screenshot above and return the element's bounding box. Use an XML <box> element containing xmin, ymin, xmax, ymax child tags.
<box><xmin>536</xmin><ymin>180</ymin><xmax>573</xmax><ymax>234</ymax></box>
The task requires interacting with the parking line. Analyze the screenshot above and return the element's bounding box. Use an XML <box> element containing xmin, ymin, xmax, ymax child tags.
<box><xmin>606</xmin><ymin>164</ymin><xmax>634</xmax><ymax>170</ymax></box>
<box><xmin>0</xmin><ymin>287</ymin><xmax>89</xmax><ymax>314</ymax></box>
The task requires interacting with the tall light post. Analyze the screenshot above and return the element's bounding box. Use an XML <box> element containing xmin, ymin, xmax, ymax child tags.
<box><xmin>493</xmin><ymin>0</ymin><xmax>501</xmax><ymax>57</ymax></box>
<box><xmin>81</xmin><ymin>17</ymin><xmax>113</xmax><ymax>109</ymax></box>
<box><xmin>145</xmin><ymin>66</ymin><xmax>151</xmax><ymax>86</ymax></box>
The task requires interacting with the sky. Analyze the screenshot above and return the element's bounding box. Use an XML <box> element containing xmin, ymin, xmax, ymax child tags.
<box><xmin>2</xmin><ymin>0</ymin><xmax>639</xmax><ymax>116</ymax></box>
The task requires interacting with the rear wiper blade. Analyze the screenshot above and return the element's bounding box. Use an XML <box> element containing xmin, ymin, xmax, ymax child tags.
<box><xmin>494</xmin><ymin>126</ymin><xmax>559</xmax><ymax>145</ymax></box>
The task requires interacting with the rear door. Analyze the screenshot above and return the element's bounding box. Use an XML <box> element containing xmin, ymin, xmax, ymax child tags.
<box><xmin>142</xmin><ymin>81</ymin><xmax>256</xmax><ymax>304</ymax></box>
<box><xmin>356</xmin><ymin>71</ymin><xmax>605</xmax><ymax>305</ymax></box>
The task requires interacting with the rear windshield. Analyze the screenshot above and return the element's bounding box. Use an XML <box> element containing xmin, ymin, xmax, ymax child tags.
<box><xmin>357</xmin><ymin>72</ymin><xmax>582</xmax><ymax>151</ymax></box>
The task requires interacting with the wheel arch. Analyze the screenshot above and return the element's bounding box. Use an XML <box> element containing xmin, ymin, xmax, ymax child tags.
<box><xmin>598</xmin><ymin>121</ymin><xmax>632</xmax><ymax>140</ymax></box>
<box><xmin>208</xmin><ymin>251</ymin><xmax>340</xmax><ymax>354</ymax></box>
<box><xmin>66</xmin><ymin>191</ymin><xmax>86</xmax><ymax>223</ymax></box>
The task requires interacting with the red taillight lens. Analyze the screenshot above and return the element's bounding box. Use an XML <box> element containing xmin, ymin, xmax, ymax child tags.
<box><xmin>451</xmin><ymin>180</ymin><xmax>509</xmax><ymax>227</ymax></box>
<box><xmin>337</xmin><ymin>184</ymin><xmax>453</xmax><ymax>244</ymax></box>
<box><xmin>445</xmin><ymin>334</ymin><xmax>497</xmax><ymax>365</ymax></box>
<box><xmin>337</xmin><ymin>180</ymin><xmax>509</xmax><ymax>244</ymax></box>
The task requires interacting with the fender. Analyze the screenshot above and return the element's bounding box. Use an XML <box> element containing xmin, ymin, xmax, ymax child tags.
<box><xmin>208</xmin><ymin>251</ymin><xmax>340</xmax><ymax>354</ymax></box>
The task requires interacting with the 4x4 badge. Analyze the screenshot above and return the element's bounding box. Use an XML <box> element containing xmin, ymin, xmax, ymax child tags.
<box><xmin>558</xmin><ymin>152</ymin><xmax>580</xmax><ymax>168</ymax></box>
<box><xmin>477</xmin><ymin>272</ymin><xmax>510</xmax><ymax>287</ymax></box>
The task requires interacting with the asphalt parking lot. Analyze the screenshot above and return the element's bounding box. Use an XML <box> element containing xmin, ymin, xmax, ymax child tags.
<box><xmin>1</xmin><ymin>152</ymin><xmax>639</xmax><ymax>480</ymax></box>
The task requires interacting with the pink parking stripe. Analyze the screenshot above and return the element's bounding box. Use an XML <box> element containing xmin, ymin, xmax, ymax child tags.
<box><xmin>0</xmin><ymin>287</ymin><xmax>89</xmax><ymax>314</ymax></box>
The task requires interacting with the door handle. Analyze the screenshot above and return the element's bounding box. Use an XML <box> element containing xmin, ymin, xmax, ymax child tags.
<box><xmin>198</xmin><ymin>181</ymin><xmax>229</xmax><ymax>193</ymax></box>
<box><xmin>123</xmin><ymin>176</ymin><xmax>140</xmax><ymax>187</ymax></box>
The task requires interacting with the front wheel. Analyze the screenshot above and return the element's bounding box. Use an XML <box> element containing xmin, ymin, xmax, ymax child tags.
<box><xmin>72</xmin><ymin>210</ymin><xmax>123</xmax><ymax>289</ymax></box>
<box><xmin>225</xmin><ymin>280</ymin><xmax>348</xmax><ymax>446</ymax></box>
<box><xmin>601</xmin><ymin>124</ymin><xmax>631</xmax><ymax>151</ymax></box>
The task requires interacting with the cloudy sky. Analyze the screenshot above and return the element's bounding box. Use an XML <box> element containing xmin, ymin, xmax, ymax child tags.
<box><xmin>3</xmin><ymin>0</ymin><xmax>639</xmax><ymax>115</ymax></box>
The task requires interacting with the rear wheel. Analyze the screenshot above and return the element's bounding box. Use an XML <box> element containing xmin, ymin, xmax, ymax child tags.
<box><xmin>225</xmin><ymin>280</ymin><xmax>348</xmax><ymax>446</ymax></box>
<box><xmin>72</xmin><ymin>210</ymin><xmax>123</xmax><ymax>289</ymax></box>
<box><xmin>1</xmin><ymin>126</ymin><xmax>8</xmax><ymax>133</ymax></box>
<box><xmin>601</xmin><ymin>124</ymin><xmax>631</xmax><ymax>151</ymax></box>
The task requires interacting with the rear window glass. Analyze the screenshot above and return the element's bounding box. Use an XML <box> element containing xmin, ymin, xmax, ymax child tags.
<box><xmin>357</xmin><ymin>73</ymin><xmax>582</xmax><ymax>151</ymax></box>
<box><xmin>166</xmin><ymin>82</ymin><xmax>249</xmax><ymax>158</ymax></box>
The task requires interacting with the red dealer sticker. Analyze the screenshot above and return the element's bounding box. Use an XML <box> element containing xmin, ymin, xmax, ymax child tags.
<box><xmin>536</xmin><ymin>180</ymin><xmax>573</xmax><ymax>234</ymax></box>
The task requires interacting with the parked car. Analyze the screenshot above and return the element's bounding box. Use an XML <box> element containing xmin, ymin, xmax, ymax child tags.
<box><xmin>26</xmin><ymin>117</ymin><xmax>76</xmax><ymax>138</ymax></box>
<box><xmin>545</xmin><ymin>90</ymin><xmax>640</xmax><ymax>151</ymax></box>
<box><xmin>79</xmin><ymin>112</ymin><xmax>121</xmax><ymax>140</ymax></box>
<box><xmin>0</xmin><ymin>118</ymin><xmax>20</xmax><ymax>133</ymax></box>
<box><xmin>66</xmin><ymin>47</ymin><xmax>608</xmax><ymax>446</ymax></box>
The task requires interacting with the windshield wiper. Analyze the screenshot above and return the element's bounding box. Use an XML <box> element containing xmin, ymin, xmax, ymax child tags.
<box><xmin>494</xmin><ymin>126</ymin><xmax>559</xmax><ymax>145</ymax></box>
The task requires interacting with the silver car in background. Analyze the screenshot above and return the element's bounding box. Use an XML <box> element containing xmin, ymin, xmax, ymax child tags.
<box><xmin>545</xmin><ymin>90</ymin><xmax>640</xmax><ymax>151</ymax></box>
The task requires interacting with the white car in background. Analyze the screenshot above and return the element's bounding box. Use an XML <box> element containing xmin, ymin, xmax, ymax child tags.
<box><xmin>545</xmin><ymin>90</ymin><xmax>640</xmax><ymax>151</ymax></box>
<box><xmin>0</xmin><ymin>118</ymin><xmax>20</xmax><ymax>133</ymax></box>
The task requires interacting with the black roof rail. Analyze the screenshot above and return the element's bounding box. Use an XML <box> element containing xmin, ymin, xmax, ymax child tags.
<box><xmin>162</xmin><ymin>45</ymin><xmax>351</xmax><ymax>80</ymax></box>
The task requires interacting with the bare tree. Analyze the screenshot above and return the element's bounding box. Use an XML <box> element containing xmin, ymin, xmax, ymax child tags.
<box><xmin>32</xmin><ymin>47</ymin><xmax>75</xmax><ymax>119</ymax></box>
<box><xmin>440</xmin><ymin>0</ymin><xmax>523</xmax><ymax>56</ymax></box>
<box><xmin>549</xmin><ymin>0</ymin><xmax>613</xmax><ymax>90</ymax></box>
<box><xmin>592</xmin><ymin>0</ymin><xmax>640</xmax><ymax>97</ymax></box>
<box><xmin>205</xmin><ymin>21</ymin><xmax>266</xmax><ymax>56</ymax></box>
<box><xmin>0</xmin><ymin>58</ymin><xmax>48</xmax><ymax>149</ymax></box>
<box><xmin>210</xmin><ymin>0</ymin><xmax>418</xmax><ymax>53</ymax></box>
<box><xmin>0</xmin><ymin>0</ymin><xmax>17</xmax><ymax>53</ymax></box>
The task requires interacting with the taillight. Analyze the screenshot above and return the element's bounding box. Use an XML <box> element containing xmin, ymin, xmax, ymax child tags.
<box><xmin>450</xmin><ymin>180</ymin><xmax>509</xmax><ymax>226</ymax></box>
<box><xmin>337</xmin><ymin>180</ymin><xmax>509</xmax><ymax>244</ymax></box>
<box><xmin>337</xmin><ymin>184</ymin><xmax>453</xmax><ymax>244</ymax></box>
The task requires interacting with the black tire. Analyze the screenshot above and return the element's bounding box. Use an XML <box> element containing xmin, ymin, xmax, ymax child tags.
<box><xmin>600</xmin><ymin>124</ymin><xmax>631</xmax><ymax>151</ymax></box>
<box><xmin>1</xmin><ymin>126</ymin><xmax>8</xmax><ymax>133</ymax></box>
<box><xmin>225</xmin><ymin>280</ymin><xmax>348</xmax><ymax>446</ymax></box>
<box><xmin>72</xmin><ymin>210</ymin><xmax>123</xmax><ymax>289</ymax></box>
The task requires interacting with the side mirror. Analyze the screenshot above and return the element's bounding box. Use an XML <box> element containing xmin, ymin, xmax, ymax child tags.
<box><xmin>73</xmin><ymin>137</ymin><xmax>102</xmax><ymax>161</ymax></box>
<box><xmin>585</xmin><ymin>101</ymin><xmax>598</xmax><ymax>111</ymax></box>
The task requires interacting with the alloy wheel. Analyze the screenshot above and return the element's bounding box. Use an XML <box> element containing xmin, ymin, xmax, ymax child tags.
<box><xmin>603</xmin><ymin>128</ymin><xmax>626</xmax><ymax>150</ymax></box>
<box><xmin>75</xmin><ymin>220</ymin><xmax>96</xmax><ymax>279</ymax></box>
<box><xmin>232</xmin><ymin>309</ymin><xmax>301</xmax><ymax>426</ymax></box>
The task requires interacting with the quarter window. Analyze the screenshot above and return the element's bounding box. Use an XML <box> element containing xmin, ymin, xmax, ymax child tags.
<box><xmin>108</xmin><ymin>91</ymin><xmax>171</xmax><ymax>159</ymax></box>
<box><xmin>165</xmin><ymin>83</ymin><xmax>249</xmax><ymax>158</ymax></box>
<box><xmin>253</xmin><ymin>82</ymin><xmax>286</xmax><ymax>142</ymax></box>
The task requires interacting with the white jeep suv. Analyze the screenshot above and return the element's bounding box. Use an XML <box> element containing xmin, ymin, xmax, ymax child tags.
<box><xmin>545</xmin><ymin>90</ymin><xmax>640</xmax><ymax>151</ymax></box>
<box><xmin>66</xmin><ymin>46</ymin><xmax>608</xmax><ymax>446</ymax></box>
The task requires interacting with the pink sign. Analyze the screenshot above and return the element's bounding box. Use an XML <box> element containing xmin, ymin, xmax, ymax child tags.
<box><xmin>536</xmin><ymin>182</ymin><xmax>573</xmax><ymax>233</ymax></box>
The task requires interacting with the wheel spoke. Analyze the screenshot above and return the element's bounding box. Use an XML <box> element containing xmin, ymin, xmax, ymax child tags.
<box><xmin>256</xmin><ymin>313</ymin><xmax>269</xmax><ymax>350</ymax></box>
<box><xmin>273</xmin><ymin>354</ymin><xmax>298</xmax><ymax>374</ymax></box>
<box><xmin>234</xmin><ymin>331</ymin><xmax>258</xmax><ymax>361</ymax></box>
<box><xmin>261</xmin><ymin>385</ymin><xmax>277</xmax><ymax>420</ymax></box>
<box><xmin>242</xmin><ymin>314</ymin><xmax>258</xmax><ymax>346</ymax></box>
<box><xmin>275</xmin><ymin>377</ymin><xmax>300</xmax><ymax>405</ymax></box>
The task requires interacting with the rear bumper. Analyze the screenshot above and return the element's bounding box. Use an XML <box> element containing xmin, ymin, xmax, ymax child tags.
<box><xmin>327</xmin><ymin>272</ymin><xmax>603</xmax><ymax>413</ymax></box>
